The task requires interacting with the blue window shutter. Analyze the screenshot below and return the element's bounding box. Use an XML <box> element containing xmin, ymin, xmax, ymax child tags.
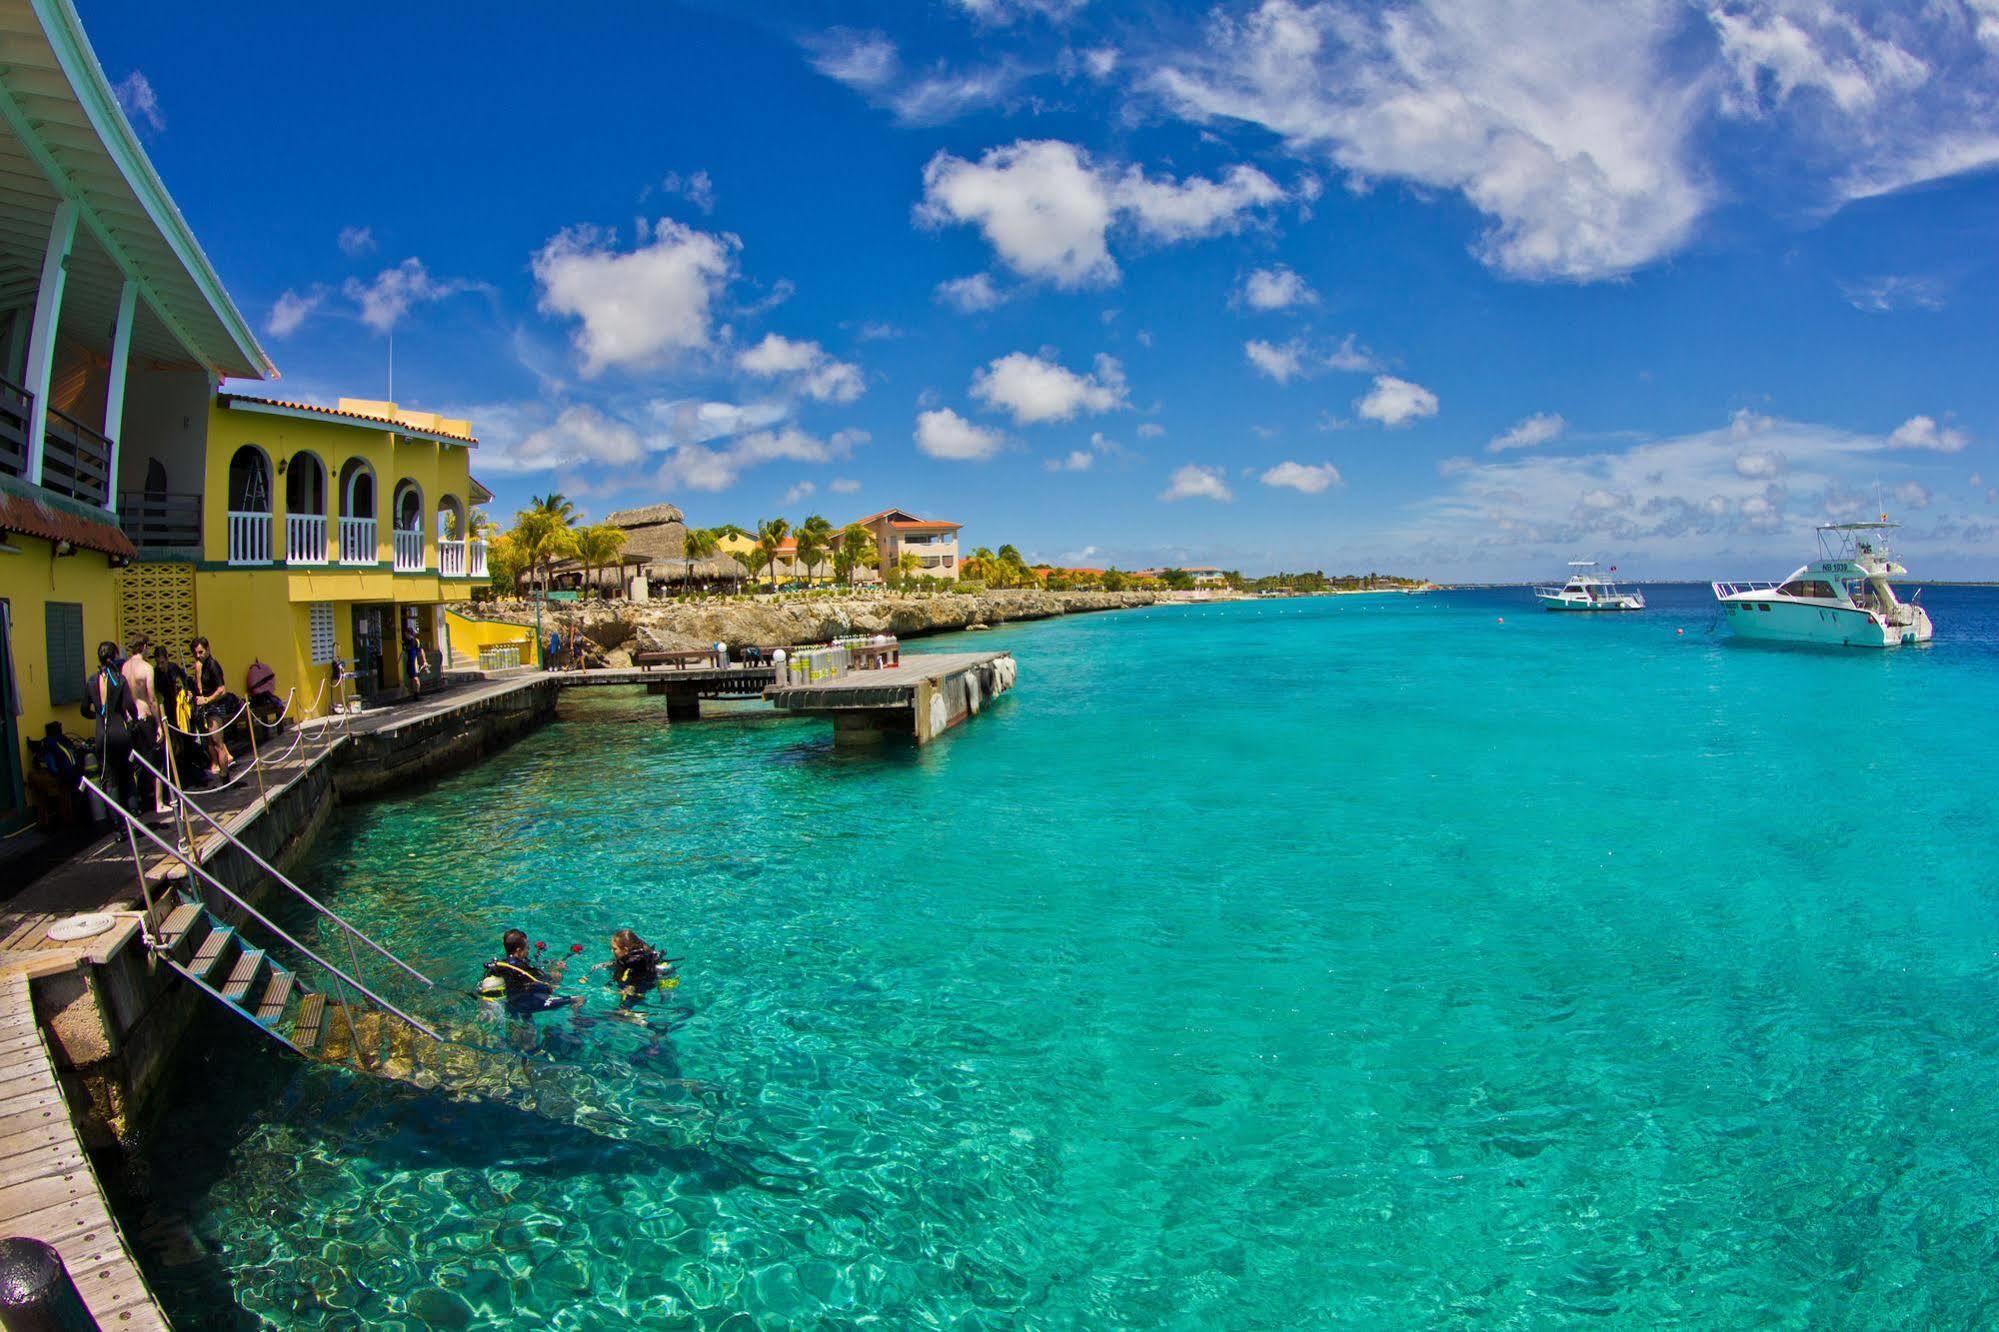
<box><xmin>45</xmin><ymin>602</ymin><xmax>84</xmax><ymax>707</ymax></box>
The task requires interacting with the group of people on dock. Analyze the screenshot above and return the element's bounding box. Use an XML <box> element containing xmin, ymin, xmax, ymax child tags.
<box><xmin>32</xmin><ymin>634</ymin><xmax>245</xmax><ymax>826</ymax></box>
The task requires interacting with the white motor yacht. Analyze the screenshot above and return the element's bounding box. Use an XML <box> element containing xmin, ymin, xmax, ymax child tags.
<box><xmin>1534</xmin><ymin>562</ymin><xmax>1645</xmax><ymax>611</ymax></box>
<box><xmin>1712</xmin><ymin>520</ymin><xmax>1932</xmax><ymax>648</ymax></box>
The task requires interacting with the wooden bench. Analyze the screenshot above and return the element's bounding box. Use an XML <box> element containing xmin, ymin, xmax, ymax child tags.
<box><xmin>636</xmin><ymin>648</ymin><xmax>725</xmax><ymax>671</ymax></box>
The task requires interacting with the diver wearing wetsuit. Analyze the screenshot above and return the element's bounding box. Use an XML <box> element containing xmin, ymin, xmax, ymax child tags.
<box><xmin>485</xmin><ymin>929</ymin><xmax>578</xmax><ymax>1016</ymax></box>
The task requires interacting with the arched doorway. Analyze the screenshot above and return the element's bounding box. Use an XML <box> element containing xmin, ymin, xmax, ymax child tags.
<box><xmin>284</xmin><ymin>451</ymin><xmax>328</xmax><ymax>564</ymax></box>
<box><xmin>226</xmin><ymin>445</ymin><xmax>273</xmax><ymax>564</ymax></box>
<box><xmin>338</xmin><ymin>458</ymin><xmax>376</xmax><ymax>564</ymax></box>
<box><xmin>391</xmin><ymin>479</ymin><xmax>426</xmax><ymax>571</ymax></box>
<box><xmin>436</xmin><ymin>494</ymin><xmax>469</xmax><ymax>576</ymax></box>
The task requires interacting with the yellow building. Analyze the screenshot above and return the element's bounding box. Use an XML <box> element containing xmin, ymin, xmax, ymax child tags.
<box><xmin>0</xmin><ymin>0</ymin><xmax>273</xmax><ymax>826</ymax></box>
<box><xmin>120</xmin><ymin>393</ymin><xmax>490</xmax><ymax>712</ymax></box>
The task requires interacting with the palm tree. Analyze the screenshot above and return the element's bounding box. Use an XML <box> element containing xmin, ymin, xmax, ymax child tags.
<box><xmin>511</xmin><ymin>505</ymin><xmax>576</xmax><ymax>651</ymax></box>
<box><xmin>793</xmin><ymin>515</ymin><xmax>833</xmax><ymax>586</ymax></box>
<box><xmin>754</xmin><ymin>517</ymin><xmax>790</xmax><ymax>592</ymax></box>
<box><xmin>683</xmin><ymin>525</ymin><xmax>720</xmax><ymax>589</ymax></box>
<box><xmin>574</xmin><ymin>523</ymin><xmax>629</xmax><ymax>598</ymax></box>
<box><xmin>530</xmin><ymin>492</ymin><xmax>577</xmax><ymax>524</ymax></box>
<box><xmin>896</xmin><ymin>551</ymin><xmax>922</xmax><ymax>586</ymax></box>
<box><xmin>833</xmin><ymin>523</ymin><xmax>874</xmax><ymax>585</ymax></box>
<box><xmin>964</xmin><ymin>546</ymin><xmax>998</xmax><ymax>583</ymax></box>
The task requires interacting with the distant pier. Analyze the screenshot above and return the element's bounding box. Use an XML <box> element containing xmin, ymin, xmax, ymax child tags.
<box><xmin>763</xmin><ymin>650</ymin><xmax>1016</xmax><ymax>745</ymax></box>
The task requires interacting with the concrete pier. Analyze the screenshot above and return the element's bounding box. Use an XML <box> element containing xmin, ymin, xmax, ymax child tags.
<box><xmin>763</xmin><ymin>651</ymin><xmax>1016</xmax><ymax>745</ymax></box>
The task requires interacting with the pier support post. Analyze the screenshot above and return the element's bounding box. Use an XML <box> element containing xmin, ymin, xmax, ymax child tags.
<box><xmin>0</xmin><ymin>1237</ymin><xmax>94</xmax><ymax>1329</ymax></box>
<box><xmin>664</xmin><ymin>689</ymin><xmax>700</xmax><ymax>722</ymax></box>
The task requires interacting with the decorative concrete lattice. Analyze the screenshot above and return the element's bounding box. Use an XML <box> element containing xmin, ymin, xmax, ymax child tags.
<box><xmin>117</xmin><ymin>561</ymin><xmax>198</xmax><ymax>654</ymax></box>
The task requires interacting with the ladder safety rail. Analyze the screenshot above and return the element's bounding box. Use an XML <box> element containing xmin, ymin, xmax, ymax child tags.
<box><xmin>131</xmin><ymin>750</ymin><xmax>436</xmax><ymax>990</ymax></box>
<box><xmin>79</xmin><ymin>775</ymin><xmax>443</xmax><ymax>1043</ymax></box>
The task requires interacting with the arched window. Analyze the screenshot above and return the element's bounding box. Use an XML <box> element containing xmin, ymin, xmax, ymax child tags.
<box><xmin>436</xmin><ymin>494</ymin><xmax>466</xmax><ymax>541</ymax></box>
<box><xmin>392</xmin><ymin>479</ymin><xmax>424</xmax><ymax>532</ymax></box>
<box><xmin>225</xmin><ymin>445</ymin><xmax>274</xmax><ymax>564</ymax></box>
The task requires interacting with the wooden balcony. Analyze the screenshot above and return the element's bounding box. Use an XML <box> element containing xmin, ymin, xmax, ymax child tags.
<box><xmin>118</xmin><ymin>490</ymin><xmax>202</xmax><ymax>549</ymax></box>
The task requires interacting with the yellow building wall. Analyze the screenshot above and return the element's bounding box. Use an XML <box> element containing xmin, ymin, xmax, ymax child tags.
<box><xmin>3</xmin><ymin>537</ymin><xmax>121</xmax><ymax>771</ymax></box>
<box><xmin>445</xmin><ymin>609</ymin><xmax>539</xmax><ymax>668</ymax></box>
<box><xmin>187</xmin><ymin>569</ymin><xmax>342</xmax><ymax>716</ymax></box>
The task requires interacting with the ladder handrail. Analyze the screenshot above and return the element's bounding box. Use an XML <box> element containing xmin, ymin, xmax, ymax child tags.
<box><xmin>132</xmin><ymin>749</ymin><xmax>435</xmax><ymax>989</ymax></box>
<box><xmin>82</xmin><ymin>776</ymin><xmax>443</xmax><ymax>1042</ymax></box>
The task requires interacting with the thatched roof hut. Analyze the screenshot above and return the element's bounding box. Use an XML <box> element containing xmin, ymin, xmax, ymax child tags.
<box><xmin>607</xmin><ymin>502</ymin><xmax>747</xmax><ymax>583</ymax></box>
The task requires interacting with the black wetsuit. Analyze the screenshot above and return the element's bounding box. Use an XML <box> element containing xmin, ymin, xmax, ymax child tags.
<box><xmin>487</xmin><ymin>955</ymin><xmax>569</xmax><ymax>1016</ymax></box>
<box><xmin>611</xmin><ymin>948</ymin><xmax>661</xmax><ymax>1004</ymax></box>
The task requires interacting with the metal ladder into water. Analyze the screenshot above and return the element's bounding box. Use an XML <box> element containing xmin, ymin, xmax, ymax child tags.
<box><xmin>83</xmin><ymin>760</ymin><xmax>451</xmax><ymax>1078</ymax></box>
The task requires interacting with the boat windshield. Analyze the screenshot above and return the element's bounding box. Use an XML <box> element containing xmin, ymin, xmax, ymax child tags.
<box><xmin>1776</xmin><ymin>578</ymin><xmax>1839</xmax><ymax>599</ymax></box>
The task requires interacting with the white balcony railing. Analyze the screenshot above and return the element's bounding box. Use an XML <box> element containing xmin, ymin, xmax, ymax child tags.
<box><xmin>438</xmin><ymin>538</ymin><xmax>467</xmax><ymax>577</ymax></box>
<box><xmin>392</xmin><ymin>527</ymin><xmax>425</xmax><ymax>572</ymax></box>
<box><xmin>227</xmin><ymin>510</ymin><xmax>272</xmax><ymax>565</ymax></box>
<box><xmin>468</xmin><ymin>538</ymin><xmax>488</xmax><ymax>578</ymax></box>
<box><xmin>286</xmin><ymin>513</ymin><xmax>327</xmax><ymax>565</ymax></box>
<box><xmin>339</xmin><ymin>516</ymin><xmax>377</xmax><ymax>565</ymax></box>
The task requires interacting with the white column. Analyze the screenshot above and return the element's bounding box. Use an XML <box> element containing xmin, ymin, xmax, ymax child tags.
<box><xmin>22</xmin><ymin>200</ymin><xmax>78</xmax><ymax>486</ymax></box>
<box><xmin>102</xmin><ymin>279</ymin><xmax>137</xmax><ymax>512</ymax></box>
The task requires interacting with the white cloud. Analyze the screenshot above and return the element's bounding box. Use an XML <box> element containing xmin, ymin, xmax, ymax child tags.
<box><xmin>1114</xmin><ymin>163</ymin><xmax>1285</xmax><ymax>242</ymax></box>
<box><xmin>1734</xmin><ymin>449</ymin><xmax>1787</xmax><ymax>478</ymax></box>
<box><xmin>1437</xmin><ymin>455</ymin><xmax>1478</xmax><ymax>476</ymax></box>
<box><xmin>1245</xmin><ymin>339</ymin><xmax>1305</xmax><ymax>383</ymax></box>
<box><xmin>1261</xmin><ymin>460</ymin><xmax>1344</xmax><ymax>492</ymax></box>
<box><xmin>661</xmin><ymin>170</ymin><xmax>717</xmax><ymax>213</ymax></box>
<box><xmin>336</xmin><ymin>226</ymin><xmax>375</xmax><ymax>258</ymax></box>
<box><xmin>1241</xmin><ymin>265</ymin><xmax>1318</xmax><ymax>310</ymax></box>
<box><xmin>936</xmin><ymin>273</ymin><xmax>1011</xmax><ymax>312</ymax></box>
<box><xmin>1894</xmin><ymin>479</ymin><xmax>1932</xmax><ymax>510</ymax></box>
<box><xmin>916</xmin><ymin>408</ymin><xmax>1007</xmax><ymax>461</ymax></box>
<box><xmin>970</xmin><ymin>351</ymin><xmax>1128</xmax><ymax>424</ymax></box>
<box><xmin>1841</xmin><ymin>275</ymin><xmax>1945</xmax><ymax>313</ymax></box>
<box><xmin>1324</xmin><ymin>334</ymin><xmax>1379</xmax><ymax>373</ymax></box>
<box><xmin>831</xmin><ymin>477</ymin><xmax>863</xmax><ymax>493</ymax></box>
<box><xmin>113</xmin><ymin>71</ymin><xmax>164</xmax><ymax>133</ymax></box>
<box><xmin>1161</xmin><ymin>463</ymin><xmax>1234</xmax><ymax>502</ymax></box>
<box><xmin>807</xmin><ymin>30</ymin><xmax>1015</xmax><ymax>125</ymax></box>
<box><xmin>1487</xmin><ymin>412</ymin><xmax>1565</xmax><ymax>453</ymax></box>
<box><xmin>954</xmin><ymin>0</ymin><xmax>1088</xmax><ymax>24</ymax></box>
<box><xmin>266</xmin><ymin>289</ymin><xmax>322</xmax><ymax>339</ymax></box>
<box><xmin>782</xmin><ymin>480</ymin><xmax>818</xmax><ymax>505</ymax></box>
<box><xmin>1083</xmin><ymin>47</ymin><xmax>1120</xmax><ymax>78</ymax></box>
<box><xmin>1711</xmin><ymin>5</ymin><xmax>1926</xmax><ymax>117</ymax></box>
<box><xmin>343</xmin><ymin>258</ymin><xmax>477</xmax><ymax>335</ymax></box>
<box><xmin>917</xmin><ymin>139</ymin><xmax>1289</xmax><ymax>288</ymax></box>
<box><xmin>1046</xmin><ymin>449</ymin><xmax>1095</xmax><ymax>472</ymax></box>
<box><xmin>1355</xmin><ymin>375</ymin><xmax>1439</xmax><ymax>427</ymax></box>
<box><xmin>736</xmin><ymin>334</ymin><xmax>864</xmax><ymax>404</ymax></box>
<box><xmin>1137</xmin><ymin>422</ymin><xmax>1167</xmax><ymax>438</ymax></box>
<box><xmin>1887</xmin><ymin>414</ymin><xmax>1968</xmax><ymax>452</ymax></box>
<box><xmin>659</xmin><ymin>425</ymin><xmax>854</xmax><ymax>493</ymax></box>
<box><xmin>532</xmin><ymin>219</ymin><xmax>737</xmax><ymax>375</ymax></box>
<box><xmin>512</xmin><ymin>405</ymin><xmax>649</xmax><ymax>471</ymax></box>
<box><xmin>1150</xmin><ymin>0</ymin><xmax>1709</xmax><ymax>282</ymax></box>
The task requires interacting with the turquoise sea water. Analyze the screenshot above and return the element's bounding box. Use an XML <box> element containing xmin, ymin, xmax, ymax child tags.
<box><xmin>130</xmin><ymin>587</ymin><xmax>1999</xmax><ymax>1328</ymax></box>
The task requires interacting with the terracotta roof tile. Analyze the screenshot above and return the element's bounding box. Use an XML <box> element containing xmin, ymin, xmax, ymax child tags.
<box><xmin>0</xmin><ymin>484</ymin><xmax>137</xmax><ymax>559</ymax></box>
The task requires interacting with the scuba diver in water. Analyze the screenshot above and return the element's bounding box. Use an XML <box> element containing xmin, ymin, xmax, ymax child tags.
<box><xmin>592</xmin><ymin>929</ymin><xmax>678</xmax><ymax>1012</ymax></box>
<box><xmin>482</xmin><ymin>929</ymin><xmax>580</xmax><ymax>1018</ymax></box>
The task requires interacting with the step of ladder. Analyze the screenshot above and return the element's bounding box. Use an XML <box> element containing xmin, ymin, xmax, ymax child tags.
<box><xmin>291</xmin><ymin>993</ymin><xmax>327</xmax><ymax>1051</ymax></box>
<box><xmin>188</xmin><ymin>925</ymin><xmax>235</xmax><ymax>982</ymax></box>
<box><xmin>156</xmin><ymin>903</ymin><xmax>202</xmax><ymax>951</ymax></box>
<box><xmin>253</xmin><ymin>967</ymin><xmax>296</xmax><ymax>1026</ymax></box>
<box><xmin>220</xmin><ymin>949</ymin><xmax>265</xmax><ymax>1005</ymax></box>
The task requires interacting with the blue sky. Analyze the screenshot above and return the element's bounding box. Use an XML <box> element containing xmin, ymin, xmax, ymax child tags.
<box><xmin>84</xmin><ymin>0</ymin><xmax>1999</xmax><ymax>578</ymax></box>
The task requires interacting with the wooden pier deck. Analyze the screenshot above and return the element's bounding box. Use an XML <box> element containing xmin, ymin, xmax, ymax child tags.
<box><xmin>764</xmin><ymin>650</ymin><xmax>1016</xmax><ymax>745</ymax></box>
<box><xmin>0</xmin><ymin>972</ymin><xmax>171</xmax><ymax>1329</ymax></box>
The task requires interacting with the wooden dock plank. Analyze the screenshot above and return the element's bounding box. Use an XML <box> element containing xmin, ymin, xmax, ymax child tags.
<box><xmin>0</xmin><ymin>973</ymin><xmax>173</xmax><ymax>1328</ymax></box>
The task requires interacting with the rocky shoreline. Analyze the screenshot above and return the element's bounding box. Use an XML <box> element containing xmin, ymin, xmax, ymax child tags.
<box><xmin>463</xmin><ymin>589</ymin><xmax>1162</xmax><ymax>664</ymax></box>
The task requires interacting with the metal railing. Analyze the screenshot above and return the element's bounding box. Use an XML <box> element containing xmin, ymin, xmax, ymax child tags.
<box><xmin>392</xmin><ymin>527</ymin><xmax>426</xmax><ymax>572</ymax></box>
<box><xmin>41</xmin><ymin>406</ymin><xmax>112</xmax><ymax>506</ymax></box>
<box><xmin>340</xmin><ymin>516</ymin><xmax>376</xmax><ymax>564</ymax></box>
<box><xmin>287</xmin><ymin>513</ymin><xmax>328</xmax><ymax>564</ymax></box>
<box><xmin>1712</xmin><ymin>581</ymin><xmax>1781</xmax><ymax>599</ymax></box>
<box><xmin>133</xmin><ymin>748</ymin><xmax>436</xmax><ymax>996</ymax></box>
<box><xmin>119</xmin><ymin>490</ymin><xmax>203</xmax><ymax>549</ymax></box>
<box><xmin>0</xmin><ymin>376</ymin><xmax>31</xmax><ymax>478</ymax></box>
<box><xmin>438</xmin><ymin>538</ymin><xmax>467</xmax><ymax>577</ymax></box>
<box><xmin>80</xmin><ymin>771</ymin><xmax>442</xmax><ymax>1048</ymax></box>
<box><xmin>227</xmin><ymin>510</ymin><xmax>273</xmax><ymax>564</ymax></box>
<box><xmin>468</xmin><ymin>538</ymin><xmax>488</xmax><ymax>578</ymax></box>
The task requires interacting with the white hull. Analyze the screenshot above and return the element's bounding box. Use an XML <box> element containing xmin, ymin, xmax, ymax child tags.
<box><xmin>1718</xmin><ymin>597</ymin><xmax>1931</xmax><ymax>648</ymax></box>
<box><xmin>1538</xmin><ymin>593</ymin><xmax>1643</xmax><ymax>611</ymax></box>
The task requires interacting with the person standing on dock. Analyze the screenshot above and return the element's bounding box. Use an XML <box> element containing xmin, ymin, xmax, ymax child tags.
<box><xmin>119</xmin><ymin>634</ymin><xmax>168</xmax><ymax>816</ymax></box>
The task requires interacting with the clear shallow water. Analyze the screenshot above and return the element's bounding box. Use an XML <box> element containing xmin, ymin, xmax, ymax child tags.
<box><xmin>130</xmin><ymin>587</ymin><xmax>1999</xmax><ymax>1329</ymax></box>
